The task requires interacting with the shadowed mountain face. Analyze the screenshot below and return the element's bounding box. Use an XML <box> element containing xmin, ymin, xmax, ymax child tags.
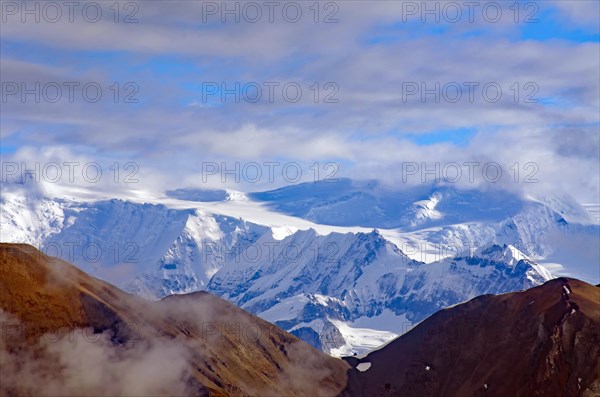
<box><xmin>249</xmin><ymin>179</ymin><xmax>530</xmax><ymax>229</ymax></box>
<box><xmin>0</xmin><ymin>243</ymin><xmax>348</xmax><ymax>397</ymax></box>
<box><xmin>341</xmin><ymin>277</ymin><xmax>600</xmax><ymax>397</ymax></box>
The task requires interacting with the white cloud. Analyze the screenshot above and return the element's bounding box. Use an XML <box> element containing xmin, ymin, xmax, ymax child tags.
<box><xmin>1</xmin><ymin>1</ymin><xmax>598</xmax><ymax>202</ymax></box>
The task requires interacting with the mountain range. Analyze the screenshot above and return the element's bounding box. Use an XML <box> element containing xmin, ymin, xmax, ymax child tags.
<box><xmin>1</xmin><ymin>179</ymin><xmax>598</xmax><ymax>353</ymax></box>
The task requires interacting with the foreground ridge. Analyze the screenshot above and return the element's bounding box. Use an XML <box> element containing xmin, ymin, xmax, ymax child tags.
<box><xmin>0</xmin><ymin>243</ymin><xmax>348</xmax><ymax>397</ymax></box>
<box><xmin>341</xmin><ymin>277</ymin><xmax>600</xmax><ymax>397</ymax></box>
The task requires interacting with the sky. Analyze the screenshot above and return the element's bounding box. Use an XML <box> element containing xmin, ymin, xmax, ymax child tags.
<box><xmin>0</xmin><ymin>0</ymin><xmax>599</xmax><ymax>203</ymax></box>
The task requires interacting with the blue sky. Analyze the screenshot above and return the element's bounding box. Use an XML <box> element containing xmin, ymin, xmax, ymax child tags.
<box><xmin>0</xmin><ymin>0</ymin><xmax>599</xmax><ymax>200</ymax></box>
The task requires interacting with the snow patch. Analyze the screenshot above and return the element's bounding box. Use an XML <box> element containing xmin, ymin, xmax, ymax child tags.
<box><xmin>226</xmin><ymin>190</ymin><xmax>248</xmax><ymax>201</ymax></box>
<box><xmin>328</xmin><ymin>320</ymin><xmax>398</xmax><ymax>358</ymax></box>
<box><xmin>356</xmin><ymin>362</ymin><xmax>372</xmax><ymax>372</ymax></box>
<box><xmin>271</xmin><ymin>226</ymin><xmax>299</xmax><ymax>240</ymax></box>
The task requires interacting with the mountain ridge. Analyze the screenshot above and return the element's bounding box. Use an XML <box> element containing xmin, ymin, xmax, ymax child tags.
<box><xmin>0</xmin><ymin>243</ymin><xmax>349</xmax><ymax>397</ymax></box>
<box><xmin>341</xmin><ymin>277</ymin><xmax>600</xmax><ymax>397</ymax></box>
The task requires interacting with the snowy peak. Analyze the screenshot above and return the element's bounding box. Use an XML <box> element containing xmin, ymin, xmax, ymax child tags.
<box><xmin>225</xmin><ymin>189</ymin><xmax>249</xmax><ymax>201</ymax></box>
<box><xmin>531</xmin><ymin>194</ymin><xmax>597</xmax><ymax>225</ymax></box>
<box><xmin>472</xmin><ymin>243</ymin><xmax>530</xmax><ymax>267</ymax></box>
<box><xmin>208</xmin><ymin>227</ymin><xmax>554</xmax><ymax>353</ymax></box>
<box><xmin>249</xmin><ymin>179</ymin><xmax>531</xmax><ymax>229</ymax></box>
<box><xmin>207</xmin><ymin>228</ymin><xmax>414</xmax><ymax>314</ymax></box>
<box><xmin>405</xmin><ymin>192</ymin><xmax>443</xmax><ymax>227</ymax></box>
<box><xmin>125</xmin><ymin>211</ymin><xmax>270</xmax><ymax>299</ymax></box>
<box><xmin>249</xmin><ymin>179</ymin><xmax>597</xmax><ymax>231</ymax></box>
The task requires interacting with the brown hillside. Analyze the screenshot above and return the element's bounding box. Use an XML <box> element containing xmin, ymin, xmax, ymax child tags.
<box><xmin>0</xmin><ymin>243</ymin><xmax>349</xmax><ymax>397</ymax></box>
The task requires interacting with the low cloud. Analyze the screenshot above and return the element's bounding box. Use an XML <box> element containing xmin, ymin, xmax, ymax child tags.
<box><xmin>0</xmin><ymin>311</ymin><xmax>199</xmax><ymax>397</ymax></box>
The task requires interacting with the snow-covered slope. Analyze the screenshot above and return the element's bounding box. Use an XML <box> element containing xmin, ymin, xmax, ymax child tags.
<box><xmin>125</xmin><ymin>212</ymin><xmax>269</xmax><ymax>297</ymax></box>
<box><xmin>1</xmin><ymin>187</ymin><xmax>271</xmax><ymax>292</ymax></box>
<box><xmin>389</xmin><ymin>196</ymin><xmax>599</xmax><ymax>282</ymax></box>
<box><xmin>208</xmin><ymin>233</ymin><xmax>552</xmax><ymax>354</ymax></box>
<box><xmin>0</xmin><ymin>184</ymin><xmax>67</xmax><ymax>246</ymax></box>
<box><xmin>1</xmin><ymin>179</ymin><xmax>596</xmax><ymax>354</ymax></box>
<box><xmin>250</xmin><ymin>179</ymin><xmax>530</xmax><ymax>229</ymax></box>
<box><xmin>249</xmin><ymin>180</ymin><xmax>598</xmax><ymax>281</ymax></box>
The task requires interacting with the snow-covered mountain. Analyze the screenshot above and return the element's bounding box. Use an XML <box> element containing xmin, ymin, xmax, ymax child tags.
<box><xmin>0</xmin><ymin>187</ymin><xmax>271</xmax><ymax>294</ymax></box>
<box><xmin>249</xmin><ymin>179</ymin><xmax>529</xmax><ymax>229</ymax></box>
<box><xmin>1</xmin><ymin>179</ymin><xmax>597</xmax><ymax>354</ymax></box>
<box><xmin>212</xmin><ymin>235</ymin><xmax>552</xmax><ymax>355</ymax></box>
